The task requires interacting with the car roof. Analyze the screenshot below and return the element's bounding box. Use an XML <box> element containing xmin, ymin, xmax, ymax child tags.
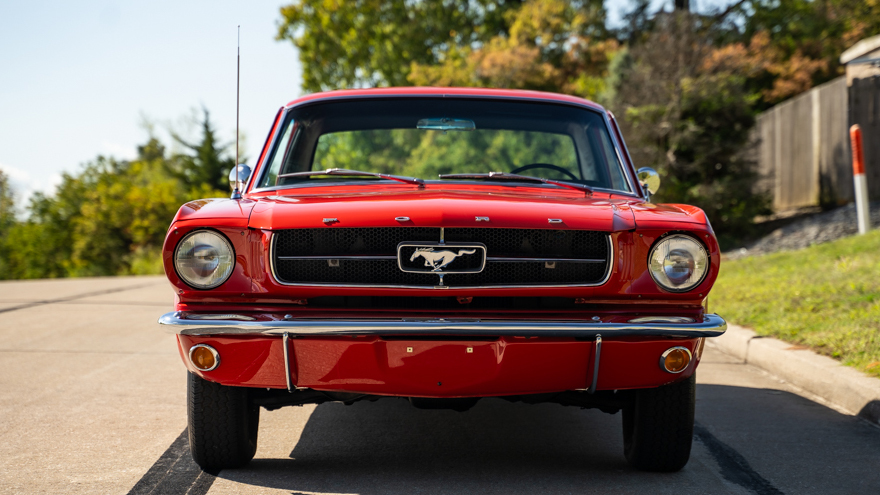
<box><xmin>284</xmin><ymin>87</ymin><xmax>606</xmax><ymax>112</ymax></box>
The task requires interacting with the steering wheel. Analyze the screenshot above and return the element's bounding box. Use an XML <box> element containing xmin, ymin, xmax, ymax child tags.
<box><xmin>510</xmin><ymin>163</ymin><xmax>579</xmax><ymax>181</ymax></box>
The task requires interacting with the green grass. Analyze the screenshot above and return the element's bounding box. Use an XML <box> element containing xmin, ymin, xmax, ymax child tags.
<box><xmin>713</xmin><ymin>229</ymin><xmax>880</xmax><ymax>378</ymax></box>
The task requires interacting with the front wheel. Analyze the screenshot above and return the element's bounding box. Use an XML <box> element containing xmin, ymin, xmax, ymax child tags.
<box><xmin>187</xmin><ymin>372</ymin><xmax>259</xmax><ymax>470</ymax></box>
<box><xmin>622</xmin><ymin>373</ymin><xmax>695</xmax><ymax>472</ymax></box>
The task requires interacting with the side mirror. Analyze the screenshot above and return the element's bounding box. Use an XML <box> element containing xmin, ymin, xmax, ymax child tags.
<box><xmin>637</xmin><ymin>167</ymin><xmax>660</xmax><ymax>199</ymax></box>
<box><xmin>229</xmin><ymin>164</ymin><xmax>251</xmax><ymax>198</ymax></box>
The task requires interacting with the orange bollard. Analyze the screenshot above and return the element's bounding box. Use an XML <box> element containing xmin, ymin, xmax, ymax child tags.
<box><xmin>851</xmin><ymin>125</ymin><xmax>870</xmax><ymax>234</ymax></box>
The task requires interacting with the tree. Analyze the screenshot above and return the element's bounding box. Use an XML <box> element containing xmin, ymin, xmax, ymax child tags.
<box><xmin>0</xmin><ymin>170</ymin><xmax>14</xmax><ymax>236</ymax></box>
<box><xmin>609</xmin><ymin>12</ymin><xmax>772</xmax><ymax>244</ymax></box>
<box><xmin>277</xmin><ymin>0</ymin><xmax>525</xmax><ymax>92</ymax></box>
<box><xmin>277</xmin><ymin>0</ymin><xmax>879</xmax><ymax>245</ymax></box>
<box><xmin>170</xmin><ymin>108</ymin><xmax>236</xmax><ymax>193</ymax></box>
<box><xmin>1</xmin><ymin>110</ymin><xmax>232</xmax><ymax>279</ymax></box>
<box><xmin>407</xmin><ymin>0</ymin><xmax>614</xmax><ymax>100</ymax></box>
<box><xmin>0</xmin><ymin>170</ymin><xmax>16</xmax><ymax>276</ymax></box>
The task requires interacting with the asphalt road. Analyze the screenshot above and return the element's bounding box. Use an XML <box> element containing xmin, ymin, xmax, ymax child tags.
<box><xmin>1</xmin><ymin>276</ymin><xmax>878</xmax><ymax>494</ymax></box>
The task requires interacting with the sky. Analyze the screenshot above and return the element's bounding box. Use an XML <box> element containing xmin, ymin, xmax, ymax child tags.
<box><xmin>0</xmin><ymin>0</ymin><xmax>734</xmax><ymax>210</ymax></box>
<box><xmin>0</xmin><ymin>1</ymin><xmax>301</xmax><ymax>207</ymax></box>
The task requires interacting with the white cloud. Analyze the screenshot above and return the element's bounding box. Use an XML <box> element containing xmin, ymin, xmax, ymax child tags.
<box><xmin>0</xmin><ymin>163</ymin><xmax>31</xmax><ymax>183</ymax></box>
<box><xmin>101</xmin><ymin>141</ymin><xmax>137</xmax><ymax>160</ymax></box>
<box><xmin>0</xmin><ymin>161</ymin><xmax>61</xmax><ymax>214</ymax></box>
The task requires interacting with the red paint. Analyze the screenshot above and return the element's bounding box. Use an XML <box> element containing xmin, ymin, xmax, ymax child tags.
<box><xmin>164</xmin><ymin>87</ymin><xmax>722</xmax><ymax>396</ymax></box>
<box><xmin>247</xmin><ymin>188</ymin><xmax>636</xmax><ymax>231</ymax></box>
<box><xmin>851</xmin><ymin>125</ymin><xmax>865</xmax><ymax>176</ymax></box>
<box><xmin>179</xmin><ymin>334</ymin><xmax>698</xmax><ymax>396</ymax></box>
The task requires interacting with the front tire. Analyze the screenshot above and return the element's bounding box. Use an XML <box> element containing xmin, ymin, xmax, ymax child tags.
<box><xmin>622</xmin><ymin>373</ymin><xmax>695</xmax><ymax>472</ymax></box>
<box><xmin>187</xmin><ymin>372</ymin><xmax>259</xmax><ymax>470</ymax></box>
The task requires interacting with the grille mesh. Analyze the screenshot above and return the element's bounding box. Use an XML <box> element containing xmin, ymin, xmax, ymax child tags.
<box><xmin>445</xmin><ymin>228</ymin><xmax>607</xmax><ymax>258</ymax></box>
<box><xmin>274</xmin><ymin>227</ymin><xmax>439</xmax><ymax>257</ymax></box>
<box><xmin>273</xmin><ymin>228</ymin><xmax>609</xmax><ymax>287</ymax></box>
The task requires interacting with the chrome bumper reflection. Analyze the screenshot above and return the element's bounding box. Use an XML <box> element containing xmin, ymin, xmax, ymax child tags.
<box><xmin>158</xmin><ymin>312</ymin><xmax>727</xmax><ymax>338</ymax></box>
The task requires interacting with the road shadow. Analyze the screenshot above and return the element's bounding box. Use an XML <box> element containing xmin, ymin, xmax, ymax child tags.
<box><xmin>128</xmin><ymin>382</ymin><xmax>880</xmax><ymax>494</ymax></box>
<box><xmin>217</xmin><ymin>388</ymin><xmax>760</xmax><ymax>494</ymax></box>
<box><xmin>212</xmin><ymin>384</ymin><xmax>880</xmax><ymax>494</ymax></box>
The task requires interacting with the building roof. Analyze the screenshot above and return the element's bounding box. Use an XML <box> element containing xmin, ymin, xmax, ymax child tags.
<box><xmin>841</xmin><ymin>34</ymin><xmax>880</xmax><ymax>64</ymax></box>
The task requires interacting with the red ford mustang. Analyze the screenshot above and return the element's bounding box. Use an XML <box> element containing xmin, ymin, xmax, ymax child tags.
<box><xmin>158</xmin><ymin>87</ymin><xmax>726</xmax><ymax>472</ymax></box>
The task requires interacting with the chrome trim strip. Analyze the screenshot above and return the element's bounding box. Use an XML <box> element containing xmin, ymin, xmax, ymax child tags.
<box><xmin>275</xmin><ymin>255</ymin><xmax>603</xmax><ymax>263</ymax></box>
<box><xmin>187</xmin><ymin>313</ymin><xmax>256</xmax><ymax>321</ymax></box>
<box><xmin>282</xmin><ymin>332</ymin><xmax>292</xmax><ymax>392</ymax></box>
<box><xmin>659</xmin><ymin>346</ymin><xmax>693</xmax><ymax>374</ymax></box>
<box><xmin>601</xmin><ymin>110</ymin><xmax>639</xmax><ymax>196</ymax></box>
<box><xmin>277</xmin><ymin>255</ymin><xmax>397</xmax><ymax>260</ymax></box>
<box><xmin>629</xmin><ymin>316</ymin><xmax>695</xmax><ymax>324</ymax></box>
<box><xmin>269</xmin><ymin>233</ymin><xmax>614</xmax><ymax>289</ymax></box>
<box><xmin>159</xmin><ymin>312</ymin><xmax>727</xmax><ymax>338</ymax></box>
<box><xmin>487</xmin><ymin>257</ymin><xmax>606</xmax><ymax>263</ymax></box>
<box><xmin>588</xmin><ymin>335</ymin><xmax>602</xmax><ymax>394</ymax></box>
<box><xmin>249</xmin><ymin>107</ymin><xmax>290</xmax><ymax>193</ymax></box>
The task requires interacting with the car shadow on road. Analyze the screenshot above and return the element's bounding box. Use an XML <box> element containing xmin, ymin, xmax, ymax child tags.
<box><xmin>216</xmin><ymin>388</ymin><xmax>751</xmax><ymax>494</ymax></box>
<box><xmin>210</xmin><ymin>384</ymin><xmax>880</xmax><ymax>494</ymax></box>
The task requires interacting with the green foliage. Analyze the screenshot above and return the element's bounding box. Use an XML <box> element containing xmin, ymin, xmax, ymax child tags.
<box><xmin>169</xmin><ymin>108</ymin><xmax>236</xmax><ymax>192</ymax></box>
<box><xmin>277</xmin><ymin>0</ymin><xmax>524</xmax><ymax>92</ymax></box>
<box><xmin>0</xmin><ymin>112</ymin><xmax>230</xmax><ymax>280</ymax></box>
<box><xmin>278</xmin><ymin>0</ymin><xmax>879</xmax><ymax>244</ymax></box>
<box><xmin>611</xmin><ymin>13</ymin><xmax>772</xmax><ymax>245</ymax></box>
<box><xmin>0</xmin><ymin>170</ymin><xmax>17</xmax><ymax>276</ymax></box>
<box><xmin>312</xmin><ymin>129</ymin><xmax>579</xmax><ymax>180</ymax></box>
<box><xmin>713</xmin><ymin>230</ymin><xmax>880</xmax><ymax>378</ymax></box>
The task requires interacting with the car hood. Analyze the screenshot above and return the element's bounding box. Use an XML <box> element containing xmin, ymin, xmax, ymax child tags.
<box><xmin>248</xmin><ymin>188</ymin><xmax>637</xmax><ymax>232</ymax></box>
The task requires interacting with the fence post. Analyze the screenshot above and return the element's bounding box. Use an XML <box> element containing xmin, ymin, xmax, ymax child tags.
<box><xmin>850</xmin><ymin>125</ymin><xmax>870</xmax><ymax>234</ymax></box>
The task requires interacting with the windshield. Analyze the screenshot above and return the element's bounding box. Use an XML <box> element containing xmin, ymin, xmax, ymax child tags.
<box><xmin>256</xmin><ymin>98</ymin><xmax>632</xmax><ymax>193</ymax></box>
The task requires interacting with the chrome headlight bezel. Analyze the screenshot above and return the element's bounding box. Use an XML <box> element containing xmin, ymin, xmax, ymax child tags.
<box><xmin>647</xmin><ymin>234</ymin><xmax>709</xmax><ymax>293</ymax></box>
<box><xmin>173</xmin><ymin>229</ymin><xmax>236</xmax><ymax>290</ymax></box>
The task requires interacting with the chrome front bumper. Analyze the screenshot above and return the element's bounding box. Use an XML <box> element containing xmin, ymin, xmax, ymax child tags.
<box><xmin>158</xmin><ymin>312</ymin><xmax>727</xmax><ymax>338</ymax></box>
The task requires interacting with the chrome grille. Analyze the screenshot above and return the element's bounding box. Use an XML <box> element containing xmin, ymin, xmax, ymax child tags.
<box><xmin>272</xmin><ymin>228</ymin><xmax>611</xmax><ymax>287</ymax></box>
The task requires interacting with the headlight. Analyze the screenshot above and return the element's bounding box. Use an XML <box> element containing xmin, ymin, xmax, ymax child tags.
<box><xmin>174</xmin><ymin>230</ymin><xmax>235</xmax><ymax>289</ymax></box>
<box><xmin>648</xmin><ymin>234</ymin><xmax>709</xmax><ymax>292</ymax></box>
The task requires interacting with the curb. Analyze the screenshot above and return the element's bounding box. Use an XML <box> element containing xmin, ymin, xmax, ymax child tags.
<box><xmin>709</xmin><ymin>324</ymin><xmax>880</xmax><ymax>426</ymax></box>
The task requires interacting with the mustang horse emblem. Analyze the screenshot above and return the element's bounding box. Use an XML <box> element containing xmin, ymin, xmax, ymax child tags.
<box><xmin>410</xmin><ymin>247</ymin><xmax>477</xmax><ymax>272</ymax></box>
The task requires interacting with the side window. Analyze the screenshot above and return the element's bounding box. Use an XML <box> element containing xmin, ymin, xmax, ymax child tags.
<box><xmin>258</xmin><ymin>120</ymin><xmax>295</xmax><ymax>188</ymax></box>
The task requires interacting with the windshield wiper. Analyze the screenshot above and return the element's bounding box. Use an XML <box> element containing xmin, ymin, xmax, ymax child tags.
<box><xmin>278</xmin><ymin>168</ymin><xmax>424</xmax><ymax>186</ymax></box>
<box><xmin>438</xmin><ymin>172</ymin><xmax>592</xmax><ymax>195</ymax></box>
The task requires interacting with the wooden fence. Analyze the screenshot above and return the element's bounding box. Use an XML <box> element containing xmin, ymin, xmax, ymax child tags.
<box><xmin>753</xmin><ymin>75</ymin><xmax>880</xmax><ymax>211</ymax></box>
<box><xmin>851</xmin><ymin>76</ymin><xmax>880</xmax><ymax>204</ymax></box>
<box><xmin>754</xmin><ymin>77</ymin><xmax>850</xmax><ymax>210</ymax></box>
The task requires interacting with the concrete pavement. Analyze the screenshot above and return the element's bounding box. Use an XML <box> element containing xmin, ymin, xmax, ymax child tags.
<box><xmin>0</xmin><ymin>276</ymin><xmax>878</xmax><ymax>494</ymax></box>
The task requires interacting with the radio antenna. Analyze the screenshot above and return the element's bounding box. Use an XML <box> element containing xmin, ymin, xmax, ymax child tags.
<box><xmin>232</xmin><ymin>25</ymin><xmax>242</xmax><ymax>200</ymax></box>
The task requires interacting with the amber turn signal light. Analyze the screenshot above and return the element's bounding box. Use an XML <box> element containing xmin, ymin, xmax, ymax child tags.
<box><xmin>660</xmin><ymin>346</ymin><xmax>692</xmax><ymax>374</ymax></box>
<box><xmin>189</xmin><ymin>344</ymin><xmax>220</xmax><ymax>371</ymax></box>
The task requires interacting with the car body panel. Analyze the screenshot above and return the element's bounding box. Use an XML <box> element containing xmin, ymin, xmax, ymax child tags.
<box><xmin>161</xmin><ymin>87</ymin><xmax>724</xmax><ymax>401</ymax></box>
<box><xmin>178</xmin><ymin>334</ymin><xmax>701</xmax><ymax>395</ymax></box>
